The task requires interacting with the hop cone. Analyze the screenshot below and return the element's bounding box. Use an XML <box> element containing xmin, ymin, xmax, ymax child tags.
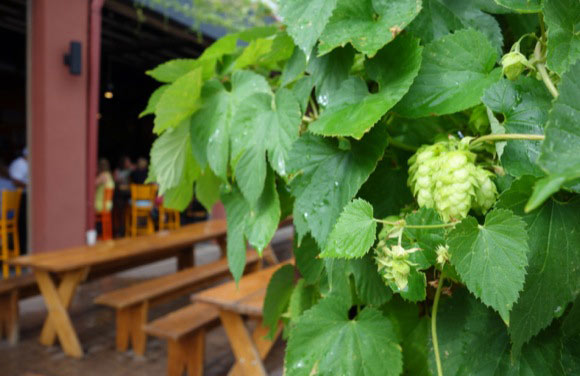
<box><xmin>408</xmin><ymin>137</ymin><xmax>498</xmax><ymax>222</ymax></box>
<box><xmin>375</xmin><ymin>244</ymin><xmax>415</xmax><ymax>291</ymax></box>
<box><xmin>472</xmin><ymin>167</ymin><xmax>498</xmax><ymax>214</ymax></box>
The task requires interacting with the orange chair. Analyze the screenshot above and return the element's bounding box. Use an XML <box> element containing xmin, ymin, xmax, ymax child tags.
<box><xmin>159</xmin><ymin>205</ymin><xmax>181</xmax><ymax>231</ymax></box>
<box><xmin>96</xmin><ymin>188</ymin><xmax>114</xmax><ymax>241</ymax></box>
<box><xmin>126</xmin><ymin>184</ymin><xmax>157</xmax><ymax>237</ymax></box>
<box><xmin>1</xmin><ymin>189</ymin><xmax>22</xmax><ymax>278</ymax></box>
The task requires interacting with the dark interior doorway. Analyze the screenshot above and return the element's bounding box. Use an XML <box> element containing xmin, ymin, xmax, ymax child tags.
<box><xmin>98</xmin><ymin>1</ymin><xmax>210</xmax><ymax>171</ymax></box>
<box><xmin>0</xmin><ymin>1</ymin><xmax>26</xmax><ymax>166</ymax></box>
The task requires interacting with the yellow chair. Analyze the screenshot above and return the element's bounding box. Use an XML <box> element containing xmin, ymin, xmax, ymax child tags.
<box><xmin>126</xmin><ymin>184</ymin><xmax>157</xmax><ymax>237</ymax></box>
<box><xmin>159</xmin><ymin>204</ymin><xmax>181</xmax><ymax>231</ymax></box>
<box><xmin>96</xmin><ymin>188</ymin><xmax>114</xmax><ymax>241</ymax></box>
<box><xmin>1</xmin><ymin>189</ymin><xmax>22</xmax><ymax>278</ymax></box>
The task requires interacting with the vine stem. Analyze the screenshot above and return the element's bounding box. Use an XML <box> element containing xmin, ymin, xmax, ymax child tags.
<box><xmin>373</xmin><ymin>219</ymin><xmax>457</xmax><ymax>229</ymax></box>
<box><xmin>388</xmin><ymin>137</ymin><xmax>419</xmax><ymax>152</ymax></box>
<box><xmin>309</xmin><ymin>96</ymin><xmax>319</xmax><ymax>119</ymax></box>
<box><xmin>534</xmin><ymin>41</ymin><xmax>559</xmax><ymax>98</ymax></box>
<box><xmin>432</xmin><ymin>270</ymin><xmax>446</xmax><ymax>376</ymax></box>
<box><xmin>470</xmin><ymin>133</ymin><xmax>545</xmax><ymax>148</ymax></box>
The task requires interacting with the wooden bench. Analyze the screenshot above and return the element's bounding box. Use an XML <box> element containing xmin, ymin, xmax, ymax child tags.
<box><xmin>191</xmin><ymin>261</ymin><xmax>292</xmax><ymax>376</ymax></box>
<box><xmin>9</xmin><ymin>219</ymin><xmax>228</xmax><ymax>358</ymax></box>
<box><xmin>95</xmin><ymin>248</ymin><xmax>267</xmax><ymax>356</ymax></box>
<box><xmin>145</xmin><ymin>303</ymin><xmax>219</xmax><ymax>376</ymax></box>
<box><xmin>0</xmin><ymin>273</ymin><xmax>38</xmax><ymax>344</ymax></box>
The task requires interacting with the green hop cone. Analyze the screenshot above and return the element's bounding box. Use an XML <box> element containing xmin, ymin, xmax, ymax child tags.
<box><xmin>375</xmin><ymin>244</ymin><xmax>417</xmax><ymax>291</ymax></box>
<box><xmin>501</xmin><ymin>50</ymin><xmax>530</xmax><ymax>81</ymax></box>
<box><xmin>432</xmin><ymin>150</ymin><xmax>478</xmax><ymax>222</ymax></box>
<box><xmin>408</xmin><ymin>142</ymin><xmax>450</xmax><ymax>208</ymax></box>
<box><xmin>472</xmin><ymin>167</ymin><xmax>498</xmax><ymax>214</ymax></box>
<box><xmin>408</xmin><ymin>137</ymin><xmax>498</xmax><ymax>222</ymax></box>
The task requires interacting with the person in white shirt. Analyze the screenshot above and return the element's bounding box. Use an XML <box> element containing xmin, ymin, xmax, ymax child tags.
<box><xmin>9</xmin><ymin>148</ymin><xmax>28</xmax><ymax>188</ymax></box>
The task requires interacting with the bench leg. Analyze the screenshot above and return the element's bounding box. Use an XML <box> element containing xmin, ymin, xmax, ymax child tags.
<box><xmin>228</xmin><ymin>319</ymin><xmax>281</xmax><ymax>376</ymax></box>
<box><xmin>219</xmin><ymin>310</ymin><xmax>267</xmax><ymax>376</ymax></box>
<box><xmin>216</xmin><ymin>235</ymin><xmax>227</xmax><ymax>259</ymax></box>
<box><xmin>0</xmin><ymin>290</ymin><xmax>19</xmax><ymax>345</ymax></box>
<box><xmin>116</xmin><ymin>302</ymin><xmax>148</xmax><ymax>356</ymax></box>
<box><xmin>167</xmin><ymin>329</ymin><xmax>205</xmax><ymax>376</ymax></box>
<box><xmin>262</xmin><ymin>245</ymin><xmax>279</xmax><ymax>265</ymax></box>
<box><xmin>177</xmin><ymin>247</ymin><xmax>194</xmax><ymax>270</ymax></box>
<box><xmin>35</xmin><ymin>269</ymin><xmax>86</xmax><ymax>358</ymax></box>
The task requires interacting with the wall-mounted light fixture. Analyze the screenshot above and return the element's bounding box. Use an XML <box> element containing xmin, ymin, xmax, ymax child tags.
<box><xmin>64</xmin><ymin>41</ymin><xmax>82</xmax><ymax>75</ymax></box>
<box><xmin>104</xmin><ymin>83</ymin><xmax>114</xmax><ymax>99</ymax></box>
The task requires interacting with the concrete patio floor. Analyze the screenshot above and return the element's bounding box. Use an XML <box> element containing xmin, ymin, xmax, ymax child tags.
<box><xmin>0</xmin><ymin>228</ymin><xmax>293</xmax><ymax>376</ymax></box>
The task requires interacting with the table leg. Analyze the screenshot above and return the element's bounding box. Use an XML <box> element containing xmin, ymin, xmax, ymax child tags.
<box><xmin>35</xmin><ymin>268</ymin><xmax>88</xmax><ymax>358</ymax></box>
<box><xmin>219</xmin><ymin>310</ymin><xmax>267</xmax><ymax>376</ymax></box>
<box><xmin>228</xmin><ymin>319</ymin><xmax>282</xmax><ymax>376</ymax></box>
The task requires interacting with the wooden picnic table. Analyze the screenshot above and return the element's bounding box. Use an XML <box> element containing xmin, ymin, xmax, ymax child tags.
<box><xmin>192</xmin><ymin>261</ymin><xmax>291</xmax><ymax>376</ymax></box>
<box><xmin>9</xmin><ymin>219</ymin><xmax>227</xmax><ymax>358</ymax></box>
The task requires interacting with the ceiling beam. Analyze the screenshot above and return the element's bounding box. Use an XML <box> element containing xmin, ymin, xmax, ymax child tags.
<box><xmin>104</xmin><ymin>0</ymin><xmax>209</xmax><ymax>47</ymax></box>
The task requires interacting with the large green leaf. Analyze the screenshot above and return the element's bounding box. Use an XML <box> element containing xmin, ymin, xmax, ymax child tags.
<box><xmin>434</xmin><ymin>288</ymin><xmax>566</xmax><ymax>376</ymax></box>
<box><xmin>536</xmin><ymin>61</ymin><xmax>580</xmax><ymax>194</ymax></box>
<box><xmin>497</xmin><ymin>176</ymin><xmax>580</xmax><ymax>353</ymax></box>
<box><xmin>408</xmin><ymin>0</ymin><xmax>503</xmax><ymax>52</ymax></box>
<box><xmin>150</xmin><ymin>120</ymin><xmax>199</xmax><ymax>195</ymax></box>
<box><xmin>146</xmin><ymin>58</ymin><xmax>215</xmax><ymax>83</ymax></box>
<box><xmin>154</xmin><ymin>68</ymin><xmax>203</xmax><ymax>134</ymax></box>
<box><xmin>234</xmin><ymin>32</ymin><xmax>295</xmax><ymax>69</ymax></box>
<box><xmin>318</xmin><ymin>0</ymin><xmax>422</xmax><ymax>57</ymax></box>
<box><xmin>544</xmin><ymin>0</ymin><xmax>580</xmax><ymax>75</ymax></box>
<box><xmin>527</xmin><ymin>62</ymin><xmax>580</xmax><ymax>210</ymax></box>
<box><xmin>221</xmin><ymin>186</ymin><xmax>250</xmax><ymax>282</ymax></box>
<box><xmin>349</xmin><ymin>255</ymin><xmax>393</xmax><ymax>305</ymax></box>
<box><xmin>190</xmin><ymin>71</ymin><xmax>270</xmax><ymax>180</ymax></box>
<box><xmin>562</xmin><ymin>297</ymin><xmax>580</xmax><ymax>374</ymax></box>
<box><xmin>294</xmin><ymin>234</ymin><xmax>324</xmax><ymax>285</ymax></box>
<box><xmin>404</xmin><ymin>208</ymin><xmax>446</xmax><ymax>268</ymax></box>
<box><xmin>358</xmin><ymin>158</ymin><xmax>414</xmax><ymax>220</ymax></box>
<box><xmin>306</xmin><ymin>45</ymin><xmax>354</xmax><ymax>106</ymax></box>
<box><xmin>263</xmin><ymin>264</ymin><xmax>296</xmax><ymax>337</ymax></box>
<box><xmin>494</xmin><ymin>0</ymin><xmax>542</xmax><ymax>12</ymax></box>
<box><xmin>309</xmin><ymin>34</ymin><xmax>422</xmax><ymax>139</ymax></box>
<box><xmin>280</xmin><ymin>48</ymin><xmax>308</xmax><ymax>87</ymax></box>
<box><xmin>285</xmin><ymin>296</ymin><xmax>403</xmax><ymax>376</ymax></box>
<box><xmin>482</xmin><ymin>77</ymin><xmax>552</xmax><ymax>177</ymax></box>
<box><xmin>232</xmin><ymin>88</ymin><xmax>301</xmax><ymax>203</ymax></box>
<box><xmin>244</xmin><ymin>170</ymin><xmax>281</xmax><ymax>254</ymax></box>
<box><xmin>447</xmin><ymin>209</ymin><xmax>530</xmax><ymax>323</ymax></box>
<box><xmin>195</xmin><ymin>167</ymin><xmax>221</xmax><ymax>211</ymax></box>
<box><xmin>383</xmin><ymin>298</ymin><xmax>431</xmax><ymax>376</ymax></box>
<box><xmin>279</xmin><ymin>0</ymin><xmax>338</xmax><ymax>55</ymax></box>
<box><xmin>324</xmin><ymin>257</ymin><xmax>392</xmax><ymax>306</ymax></box>
<box><xmin>139</xmin><ymin>85</ymin><xmax>169</xmax><ymax>118</ymax></box>
<box><xmin>321</xmin><ymin>199</ymin><xmax>377</xmax><ymax>259</ymax></box>
<box><xmin>396</xmin><ymin>29</ymin><xmax>501</xmax><ymax>118</ymax></box>
<box><xmin>288</xmin><ymin>125</ymin><xmax>388</xmax><ymax>247</ymax></box>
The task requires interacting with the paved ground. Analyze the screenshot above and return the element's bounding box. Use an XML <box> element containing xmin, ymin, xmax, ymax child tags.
<box><xmin>0</xmin><ymin>228</ymin><xmax>293</xmax><ymax>376</ymax></box>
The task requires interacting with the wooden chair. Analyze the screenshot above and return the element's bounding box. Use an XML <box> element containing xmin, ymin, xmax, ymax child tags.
<box><xmin>96</xmin><ymin>187</ymin><xmax>114</xmax><ymax>241</ymax></box>
<box><xmin>126</xmin><ymin>184</ymin><xmax>157</xmax><ymax>237</ymax></box>
<box><xmin>159</xmin><ymin>205</ymin><xmax>181</xmax><ymax>231</ymax></box>
<box><xmin>1</xmin><ymin>190</ymin><xmax>22</xmax><ymax>278</ymax></box>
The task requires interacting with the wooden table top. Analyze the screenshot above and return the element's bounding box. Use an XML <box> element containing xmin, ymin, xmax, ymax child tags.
<box><xmin>191</xmin><ymin>261</ymin><xmax>293</xmax><ymax>317</ymax></box>
<box><xmin>10</xmin><ymin>219</ymin><xmax>227</xmax><ymax>273</ymax></box>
